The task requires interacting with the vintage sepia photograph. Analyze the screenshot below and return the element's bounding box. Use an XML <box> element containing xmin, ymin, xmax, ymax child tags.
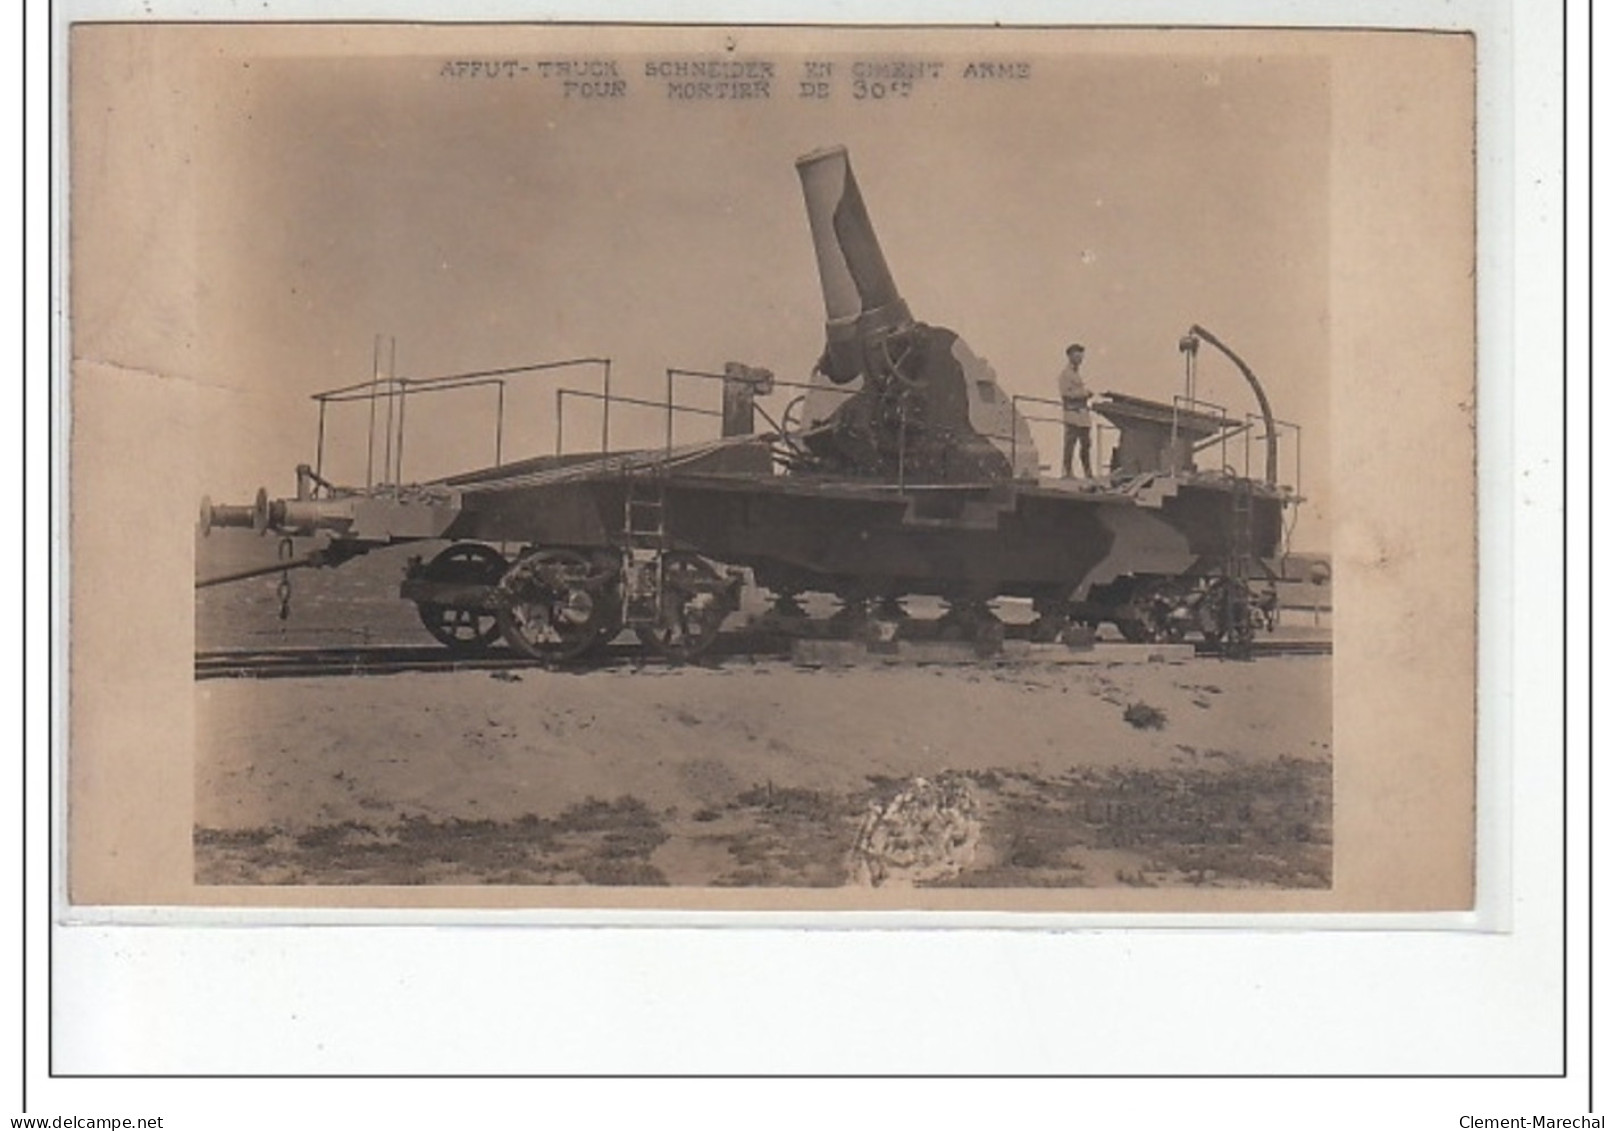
<box><xmin>68</xmin><ymin>23</ymin><xmax>1476</xmax><ymax>910</ymax></box>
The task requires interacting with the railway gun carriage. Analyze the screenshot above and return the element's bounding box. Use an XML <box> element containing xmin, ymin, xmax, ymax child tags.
<box><xmin>199</xmin><ymin>147</ymin><xmax>1304</xmax><ymax>663</ymax></box>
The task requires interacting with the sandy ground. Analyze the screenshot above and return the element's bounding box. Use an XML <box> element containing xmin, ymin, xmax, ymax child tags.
<box><xmin>194</xmin><ymin>653</ymin><xmax>1332</xmax><ymax>889</ymax></box>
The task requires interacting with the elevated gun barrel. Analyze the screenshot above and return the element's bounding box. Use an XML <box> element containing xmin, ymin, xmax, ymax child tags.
<box><xmin>795</xmin><ymin>146</ymin><xmax>912</xmax><ymax>381</ymax></box>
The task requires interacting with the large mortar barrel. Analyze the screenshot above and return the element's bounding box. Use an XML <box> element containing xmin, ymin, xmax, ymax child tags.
<box><xmin>795</xmin><ymin>146</ymin><xmax>912</xmax><ymax>382</ymax></box>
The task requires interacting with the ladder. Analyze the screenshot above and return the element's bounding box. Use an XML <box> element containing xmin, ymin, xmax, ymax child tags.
<box><xmin>621</xmin><ymin>471</ymin><xmax>668</xmax><ymax>626</ymax></box>
<box><xmin>1228</xmin><ymin>478</ymin><xmax>1253</xmax><ymax>580</ymax></box>
<box><xmin>1223</xmin><ymin>478</ymin><xmax>1255</xmax><ymax>655</ymax></box>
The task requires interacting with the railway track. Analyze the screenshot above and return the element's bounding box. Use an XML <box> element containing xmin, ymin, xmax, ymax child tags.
<box><xmin>1193</xmin><ymin>638</ymin><xmax>1333</xmax><ymax>658</ymax></box>
<box><xmin>196</xmin><ymin>634</ymin><xmax>1330</xmax><ymax>680</ymax></box>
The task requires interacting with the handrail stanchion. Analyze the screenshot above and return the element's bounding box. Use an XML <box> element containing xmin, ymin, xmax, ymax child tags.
<box><xmin>383</xmin><ymin>378</ymin><xmax>396</xmax><ymax>487</ymax></box>
<box><xmin>555</xmin><ymin>388</ymin><xmax>565</xmax><ymax>456</ymax></box>
<box><xmin>388</xmin><ymin>337</ymin><xmax>399</xmax><ymax>480</ymax></box>
<box><xmin>365</xmin><ymin>335</ymin><xmax>383</xmax><ymax>489</ymax></box>
<box><xmin>1220</xmin><ymin>405</ymin><xmax>1227</xmax><ymax>475</ymax></box>
<box><xmin>601</xmin><ymin>359</ymin><xmax>612</xmax><ymax>455</ymax></box>
<box><xmin>1293</xmin><ymin>423</ymin><xmax>1302</xmax><ymax>496</ymax></box>
<box><xmin>1170</xmin><ymin>398</ymin><xmax>1180</xmax><ymax>474</ymax></box>
<box><xmin>394</xmin><ymin>378</ymin><xmax>408</xmax><ymax>485</ymax></box>
<box><xmin>495</xmin><ymin>381</ymin><xmax>505</xmax><ymax>467</ymax></box>
<box><xmin>1010</xmin><ymin>395</ymin><xmax>1020</xmax><ymax>473</ymax></box>
<box><xmin>364</xmin><ymin>383</ymin><xmax>377</xmax><ymax>490</ymax></box>
<box><xmin>314</xmin><ymin>398</ymin><xmax>328</xmax><ymax>488</ymax></box>
<box><xmin>665</xmin><ymin>368</ymin><xmax>675</xmax><ymax>459</ymax></box>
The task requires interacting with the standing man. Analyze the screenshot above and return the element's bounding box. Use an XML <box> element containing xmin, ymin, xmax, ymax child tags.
<box><xmin>1057</xmin><ymin>342</ymin><xmax>1093</xmax><ymax>478</ymax></box>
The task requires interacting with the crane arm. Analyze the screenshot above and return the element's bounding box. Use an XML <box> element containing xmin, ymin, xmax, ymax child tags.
<box><xmin>1185</xmin><ymin>324</ymin><xmax>1278</xmax><ymax>486</ymax></box>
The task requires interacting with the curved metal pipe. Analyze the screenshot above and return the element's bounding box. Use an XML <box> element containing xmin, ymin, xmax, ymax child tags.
<box><xmin>1186</xmin><ymin>324</ymin><xmax>1278</xmax><ymax>486</ymax></box>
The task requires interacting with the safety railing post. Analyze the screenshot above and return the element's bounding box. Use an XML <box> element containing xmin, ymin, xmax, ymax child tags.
<box><xmin>394</xmin><ymin>378</ymin><xmax>408</xmax><ymax>484</ymax></box>
<box><xmin>601</xmin><ymin>359</ymin><xmax>612</xmax><ymax>454</ymax></box>
<box><xmin>1010</xmin><ymin>395</ymin><xmax>1020</xmax><ymax>473</ymax></box>
<box><xmin>1293</xmin><ymin>424</ymin><xmax>1302</xmax><ymax>496</ymax></box>
<box><xmin>495</xmin><ymin>381</ymin><xmax>505</xmax><ymax>467</ymax></box>
<box><xmin>665</xmin><ymin>368</ymin><xmax>675</xmax><ymax>459</ymax></box>
<box><xmin>364</xmin><ymin>388</ymin><xmax>377</xmax><ymax>490</ymax></box>
<box><xmin>383</xmin><ymin>381</ymin><xmax>396</xmax><ymax>487</ymax></box>
<box><xmin>314</xmin><ymin>398</ymin><xmax>328</xmax><ymax>488</ymax></box>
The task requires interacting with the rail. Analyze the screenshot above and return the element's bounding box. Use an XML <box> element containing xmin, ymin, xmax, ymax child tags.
<box><xmin>663</xmin><ymin>367</ymin><xmax>859</xmax><ymax>456</ymax></box>
<box><xmin>1172</xmin><ymin>394</ymin><xmax>1230</xmax><ymax>476</ymax></box>
<box><xmin>1242</xmin><ymin>414</ymin><xmax>1303</xmax><ymax>495</ymax></box>
<box><xmin>543</xmin><ymin>365</ymin><xmax>1203</xmax><ymax>489</ymax></box>
<box><xmin>194</xmin><ymin>635</ymin><xmax>1331</xmax><ymax>679</ymax></box>
<box><xmin>317</xmin><ymin>377</ymin><xmax>512</xmax><ymax>478</ymax></box>
<box><xmin>554</xmin><ymin>365</ymin><xmax>864</xmax><ymax>467</ymax></box>
<box><xmin>554</xmin><ymin>388</ymin><xmax>722</xmax><ymax>457</ymax></box>
<box><xmin>311</xmin><ymin>355</ymin><xmax>612</xmax><ymax>491</ymax></box>
<box><xmin>1008</xmin><ymin>394</ymin><xmax>1112</xmax><ymax>479</ymax></box>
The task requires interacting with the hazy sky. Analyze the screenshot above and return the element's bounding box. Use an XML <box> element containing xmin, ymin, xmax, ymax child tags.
<box><xmin>175</xmin><ymin>31</ymin><xmax>1330</xmax><ymax>544</ymax></box>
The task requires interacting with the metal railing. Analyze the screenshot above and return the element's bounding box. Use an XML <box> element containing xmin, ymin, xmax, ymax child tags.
<box><xmin>1008</xmin><ymin>394</ymin><xmax>1063</xmax><ymax>478</ymax></box>
<box><xmin>1006</xmin><ymin>394</ymin><xmax>1113</xmax><ymax>479</ymax></box>
<box><xmin>1242</xmin><ymin>413</ymin><xmax>1302</xmax><ymax>495</ymax></box>
<box><xmin>553</xmin><ymin>388</ymin><xmax>722</xmax><ymax>457</ymax></box>
<box><xmin>311</xmin><ymin>356</ymin><xmax>612</xmax><ymax>491</ymax></box>
<box><xmin>662</xmin><ymin>367</ymin><xmax>860</xmax><ymax>455</ymax></box>
<box><xmin>548</xmin><ymin>365</ymin><xmax>872</xmax><ymax>462</ymax></box>
<box><xmin>1169</xmin><ymin>394</ymin><xmax>1229</xmax><ymax>475</ymax></box>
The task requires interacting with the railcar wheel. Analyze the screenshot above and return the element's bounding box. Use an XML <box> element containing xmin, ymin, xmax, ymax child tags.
<box><xmin>1112</xmin><ymin>579</ymin><xmax>1188</xmax><ymax>644</ymax></box>
<box><xmin>496</xmin><ymin>549</ymin><xmax>618</xmax><ymax>663</ymax></box>
<box><xmin>415</xmin><ymin>543</ymin><xmax>507</xmax><ymax>653</ymax></box>
<box><xmin>936</xmin><ymin>601</ymin><xmax>1006</xmax><ymax>655</ymax></box>
<box><xmin>634</xmin><ymin>552</ymin><xmax>735</xmax><ymax>663</ymax></box>
<box><xmin>1116</xmin><ymin>618</ymin><xmax>1152</xmax><ymax>643</ymax></box>
<box><xmin>1199</xmin><ymin>578</ymin><xmax>1257</xmax><ymax>646</ymax></box>
<box><xmin>1139</xmin><ymin>579</ymin><xmax>1190</xmax><ymax>644</ymax></box>
<box><xmin>1029</xmin><ymin>596</ymin><xmax>1070</xmax><ymax>644</ymax></box>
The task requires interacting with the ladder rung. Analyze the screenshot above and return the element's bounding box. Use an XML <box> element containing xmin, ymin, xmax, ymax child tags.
<box><xmin>624</xmin><ymin>471</ymin><xmax>667</xmax><ymax>559</ymax></box>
